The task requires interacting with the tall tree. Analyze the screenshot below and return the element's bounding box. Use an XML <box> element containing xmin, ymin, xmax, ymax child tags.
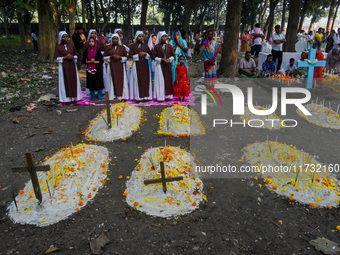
<box><xmin>284</xmin><ymin>0</ymin><xmax>302</xmax><ymax>51</ymax></box>
<box><xmin>259</xmin><ymin>0</ymin><xmax>269</xmax><ymax>26</ymax></box>
<box><xmin>37</xmin><ymin>0</ymin><xmax>55</xmax><ymax>59</ymax></box>
<box><xmin>99</xmin><ymin>0</ymin><xmax>112</xmax><ymax>32</ymax></box>
<box><xmin>69</xmin><ymin>0</ymin><xmax>77</xmax><ymax>38</ymax></box>
<box><xmin>141</xmin><ymin>0</ymin><xmax>148</xmax><ymax>28</ymax></box>
<box><xmin>0</xmin><ymin>0</ymin><xmax>15</xmax><ymax>39</ymax></box>
<box><xmin>331</xmin><ymin>0</ymin><xmax>340</xmax><ymax>31</ymax></box>
<box><xmin>327</xmin><ymin>0</ymin><xmax>337</xmax><ymax>32</ymax></box>
<box><xmin>218</xmin><ymin>0</ymin><xmax>242</xmax><ymax>77</ymax></box>
<box><xmin>263</xmin><ymin>0</ymin><xmax>280</xmax><ymax>40</ymax></box>
<box><xmin>81</xmin><ymin>0</ymin><xmax>86</xmax><ymax>30</ymax></box>
<box><xmin>281</xmin><ymin>0</ymin><xmax>286</xmax><ymax>31</ymax></box>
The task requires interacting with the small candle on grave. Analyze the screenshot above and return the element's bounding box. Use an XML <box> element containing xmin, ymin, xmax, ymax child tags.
<box><xmin>336</xmin><ymin>104</ymin><xmax>340</xmax><ymax>115</ymax></box>
<box><xmin>315</xmin><ymin>96</ymin><xmax>318</xmax><ymax>104</ymax></box>
<box><xmin>60</xmin><ymin>162</ymin><xmax>65</xmax><ymax>179</ymax></box>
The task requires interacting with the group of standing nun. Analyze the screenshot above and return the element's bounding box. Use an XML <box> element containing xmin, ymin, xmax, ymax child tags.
<box><xmin>54</xmin><ymin>28</ymin><xmax>190</xmax><ymax>103</ymax></box>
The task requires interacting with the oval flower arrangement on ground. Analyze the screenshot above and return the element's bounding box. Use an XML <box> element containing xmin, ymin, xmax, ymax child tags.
<box><xmin>8</xmin><ymin>144</ymin><xmax>109</xmax><ymax>227</ymax></box>
<box><xmin>124</xmin><ymin>146</ymin><xmax>205</xmax><ymax>217</ymax></box>
<box><xmin>157</xmin><ymin>105</ymin><xmax>205</xmax><ymax>137</ymax></box>
<box><xmin>240</xmin><ymin>106</ymin><xmax>284</xmax><ymax>129</ymax></box>
<box><xmin>296</xmin><ymin>103</ymin><xmax>340</xmax><ymax>129</ymax></box>
<box><xmin>84</xmin><ymin>103</ymin><xmax>143</xmax><ymax>142</ymax></box>
<box><xmin>241</xmin><ymin>141</ymin><xmax>340</xmax><ymax>208</ymax></box>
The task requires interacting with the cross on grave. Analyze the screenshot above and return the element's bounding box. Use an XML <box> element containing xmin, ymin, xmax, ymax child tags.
<box><xmin>296</xmin><ymin>49</ymin><xmax>326</xmax><ymax>89</ymax></box>
<box><xmin>144</xmin><ymin>161</ymin><xmax>183</xmax><ymax>193</ymax></box>
<box><xmin>95</xmin><ymin>91</ymin><xmax>120</xmax><ymax>129</ymax></box>
<box><xmin>12</xmin><ymin>153</ymin><xmax>50</xmax><ymax>204</ymax></box>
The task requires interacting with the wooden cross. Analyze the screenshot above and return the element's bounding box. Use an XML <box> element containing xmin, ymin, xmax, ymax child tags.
<box><xmin>95</xmin><ymin>91</ymin><xmax>120</xmax><ymax>128</ymax></box>
<box><xmin>144</xmin><ymin>161</ymin><xmax>183</xmax><ymax>193</ymax></box>
<box><xmin>12</xmin><ymin>153</ymin><xmax>50</xmax><ymax>204</ymax></box>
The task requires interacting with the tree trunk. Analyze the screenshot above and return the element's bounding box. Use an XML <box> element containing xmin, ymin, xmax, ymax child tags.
<box><xmin>126</xmin><ymin>0</ymin><xmax>132</xmax><ymax>38</ymax></box>
<box><xmin>218</xmin><ymin>0</ymin><xmax>242</xmax><ymax>77</ymax></box>
<box><xmin>283</xmin><ymin>0</ymin><xmax>301</xmax><ymax>51</ymax></box>
<box><xmin>81</xmin><ymin>0</ymin><xmax>86</xmax><ymax>30</ymax></box>
<box><xmin>37</xmin><ymin>0</ymin><xmax>55</xmax><ymax>60</ymax></box>
<box><xmin>281</xmin><ymin>0</ymin><xmax>286</xmax><ymax>31</ymax></box>
<box><xmin>331</xmin><ymin>0</ymin><xmax>340</xmax><ymax>31</ymax></box>
<box><xmin>17</xmin><ymin>11</ymin><xmax>26</xmax><ymax>49</ymax></box>
<box><xmin>50</xmin><ymin>1</ymin><xmax>60</xmax><ymax>44</ymax></box>
<box><xmin>88</xmin><ymin>0</ymin><xmax>93</xmax><ymax>28</ymax></box>
<box><xmin>182</xmin><ymin>1</ymin><xmax>194</xmax><ymax>32</ymax></box>
<box><xmin>327</xmin><ymin>0</ymin><xmax>337</xmax><ymax>32</ymax></box>
<box><xmin>265</xmin><ymin>0</ymin><xmax>279</xmax><ymax>41</ymax></box>
<box><xmin>94</xmin><ymin>0</ymin><xmax>99</xmax><ymax>30</ymax></box>
<box><xmin>298</xmin><ymin>10</ymin><xmax>305</xmax><ymax>32</ymax></box>
<box><xmin>164</xmin><ymin>8</ymin><xmax>171</xmax><ymax>34</ymax></box>
<box><xmin>69</xmin><ymin>0</ymin><xmax>77</xmax><ymax>40</ymax></box>
<box><xmin>141</xmin><ymin>0</ymin><xmax>148</xmax><ymax>27</ymax></box>
<box><xmin>308</xmin><ymin>15</ymin><xmax>316</xmax><ymax>32</ymax></box>
<box><xmin>259</xmin><ymin>0</ymin><xmax>269</xmax><ymax>26</ymax></box>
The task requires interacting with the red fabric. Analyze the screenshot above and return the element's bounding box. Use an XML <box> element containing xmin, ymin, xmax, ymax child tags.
<box><xmin>174</xmin><ymin>65</ymin><xmax>190</xmax><ymax>97</ymax></box>
<box><xmin>302</xmin><ymin>51</ymin><xmax>324</xmax><ymax>79</ymax></box>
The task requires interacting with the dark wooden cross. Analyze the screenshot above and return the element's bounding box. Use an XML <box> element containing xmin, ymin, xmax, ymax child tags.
<box><xmin>144</xmin><ymin>161</ymin><xmax>183</xmax><ymax>193</ymax></box>
<box><xmin>12</xmin><ymin>153</ymin><xmax>50</xmax><ymax>204</ymax></box>
<box><xmin>95</xmin><ymin>91</ymin><xmax>120</xmax><ymax>129</ymax></box>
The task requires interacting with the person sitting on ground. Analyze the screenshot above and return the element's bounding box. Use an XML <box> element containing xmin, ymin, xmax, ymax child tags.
<box><xmin>239</xmin><ymin>51</ymin><xmax>257</xmax><ymax>77</ymax></box>
<box><xmin>262</xmin><ymin>54</ymin><xmax>277</xmax><ymax>76</ymax></box>
<box><xmin>285</xmin><ymin>58</ymin><xmax>298</xmax><ymax>77</ymax></box>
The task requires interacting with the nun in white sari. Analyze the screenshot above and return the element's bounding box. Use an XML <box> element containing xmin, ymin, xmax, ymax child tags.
<box><xmin>129</xmin><ymin>31</ymin><xmax>152</xmax><ymax>101</ymax></box>
<box><xmin>54</xmin><ymin>31</ymin><xmax>82</xmax><ymax>102</ymax></box>
<box><xmin>114</xmin><ymin>28</ymin><xmax>131</xmax><ymax>88</ymax></box>
<box><xmin>103</xmin><ymin>34</ymin><xmax>129</xmax><ymax>100</ymax></box>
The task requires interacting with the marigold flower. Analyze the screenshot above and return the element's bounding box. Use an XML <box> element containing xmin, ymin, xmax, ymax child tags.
<box><xmin>19</xmin><ymin>190</ymin><xmax>24</xmax><ymax>194</ymax></box>
<box><xmin>119</xmin><ymin>175</ymin><xmax>123</xmax><ymax>179</ymax></box>
<box><xmin>133</xmin><ymin>201</ymin><xmax>138</xmax><ymax>206</ymax></box>
<box><xmin>192</xmin><ymin>202</ymin><xmax>197</xmax><ymax>206</ymax></box>
<box><xmin>123</xmin><ymin>191</ymin><xmax>128</xmax><ymax>197</ymax></box>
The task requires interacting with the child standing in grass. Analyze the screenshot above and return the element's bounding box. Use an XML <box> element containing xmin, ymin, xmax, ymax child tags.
<box><xmin>173</xmin><ymin>55</ymin><xmax>190</xmax><ymax>101</ymax></box>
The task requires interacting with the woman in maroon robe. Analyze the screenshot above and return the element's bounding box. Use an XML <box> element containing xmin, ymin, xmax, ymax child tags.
<box><xmin>104</xmin><ymin>34</ymin><xmax>129</xmax><ymax>100</ymax></box>
<box><xmin>129</xmin><ymin>31</ymin><xmax>152</xmax><ymax>100</ymax></box>
<box><xmin>153</xmin><ymin>31</ymin><xmax>175</xmax><ymax>100</ymax></box>
<box><xmin>54</xmin><ymin>31</ymin><xmax>82</xmax><ymax>103</ymax></box>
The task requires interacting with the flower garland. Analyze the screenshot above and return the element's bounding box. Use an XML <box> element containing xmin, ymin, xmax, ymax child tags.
<box><xmin>304</xmin><ymin>59</ymin><xmax>318</xmax><ymax>65</ymax></box>
<box><xmin>8</xmin><ymin>144</ymin><xmax>109</xmax><ymax>226</ymax></box>
<box><xmin>157</xmin><ymin>104</ymin><xmax>205</xmax><ymax>137</ymax></box>
<box><xmin>240</xmin><ymin>141</ymin><xmax>340</xmax><ymax>207</ymax></box>
<box><xmin>84</xmin><ymin>103</ymin><xmax>143</xmax><ymax>142</ymax></box>
<box><xmin>296</xmin><ymin>103</ymin><xmax>340</xmax><ymax>129</ymax></box>
<box><xmin>124</xmin><ymin>146</ymin><xmax>206</xmax><ymax>217</ymax></box>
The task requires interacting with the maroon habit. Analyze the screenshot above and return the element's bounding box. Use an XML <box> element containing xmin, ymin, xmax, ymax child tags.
<box><xmin>53</xmin><ymin>43</ymin><xmax>78</xmax><ymax>98</ymax></box>
<box><xmin>129</xmin><ymin>43</ymin><xmax>151</xmax><ymax>98</ymax></box>
<box><xmin>153</xmin><ymin>43</ymin><xmax>175</xmax><ymax>96</ymax></box>
<box><xmin>104</xmin><ymin>45</ymin><xmax>127</xmax><ymax>97</ymax></box>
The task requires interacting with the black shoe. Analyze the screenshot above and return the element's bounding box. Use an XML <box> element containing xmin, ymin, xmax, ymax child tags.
<box><xmin>15</xmin><ymin>106</ymin><xmax>21</xmax><ymax>111</ymax></box>
<box><xmin>10</xmin><ymin>107</ymin><xmax>16</xmax><ymax>112</ymax></box>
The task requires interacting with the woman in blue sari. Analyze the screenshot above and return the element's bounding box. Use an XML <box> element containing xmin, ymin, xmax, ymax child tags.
<box><xmin>170</xmin><ymin>30</ymin><xmax>189</xmax><ymax>83</ymax></box>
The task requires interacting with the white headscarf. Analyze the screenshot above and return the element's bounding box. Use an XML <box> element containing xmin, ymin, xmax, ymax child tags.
<box><xmin>156</xmin><ymin>31</ymin><xmax>167</xmax><ymax>45</ymax></box>
<box><xmin>114</xmin><ymin>28</ymin><xmax>123</xmax><ymax>38</ymax></box>
<box><xmin>111</xmin><ymin>33</ymin><xmax>122</xmax><ymax>46</ymax></box>
<box><xmin>134</xmin><ymin>31</ymin><xmax>144</xmax><ymax>43</ymax></box>
<box><xmin>87</xmin><ymin>29</ymin><xmax>97</xmax><ymax>41</ymax></box>
<box><xmin>58</xmin><ymin>31</ymin><xmax>68</xmax><ymax>44</ymax></box>
<box><xmin>148</xmin><ymin>34</ymin><xmax>157</xmax><ymax>50</ymax></box>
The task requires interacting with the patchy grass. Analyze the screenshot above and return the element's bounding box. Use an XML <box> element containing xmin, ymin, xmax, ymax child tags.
<box><xmin>0</xmin><ymin>35</ymin><xmax>21</xmax><ymax>47</ymax></box>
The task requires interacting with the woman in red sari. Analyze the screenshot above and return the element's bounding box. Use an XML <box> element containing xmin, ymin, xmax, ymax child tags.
<box><xmin>174</xmin><ymin>55</ymin><xmax>190</xmax><ymax>101</ymax></box>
